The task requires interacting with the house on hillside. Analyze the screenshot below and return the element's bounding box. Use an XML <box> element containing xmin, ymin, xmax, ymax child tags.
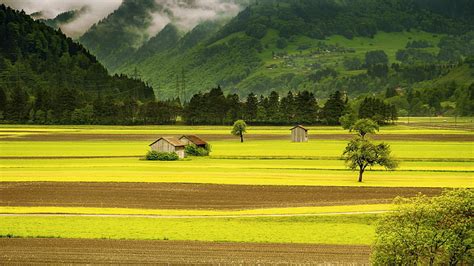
<box><xmin>290</xmin><ymin>125</ymin><xmax>309</xmax><ymax>142</ymax></box>
<box><xmin>149</xmin><ymin>137</ymin><xmax>186</xmax><ymax>159</ymax></box>
<box><xmin>179</xmin><ymin>135</ymin><xmax>208</xmax><ymax>148</ymax></box>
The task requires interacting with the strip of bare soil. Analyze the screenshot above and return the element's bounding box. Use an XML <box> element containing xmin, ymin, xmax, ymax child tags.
<box><xmin>0</xmin><ymin>182</ymin><xmax>442</xmax><ymax>209</ymax></box>
<box><xmin>0</xmin><ymin>238</ymin><xmax>371</xmax><ymax>264</ymax></box>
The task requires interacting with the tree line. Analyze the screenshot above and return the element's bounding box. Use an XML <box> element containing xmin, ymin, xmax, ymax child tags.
<box><xmin>183</xmin><ymin>87</ymin><xmax>397</xmax><ymax>126</ymax></box>
<box><xmin>1</xmin><ymin>83</ymin><xmax>398</xmax><ymax>125</ymax></box>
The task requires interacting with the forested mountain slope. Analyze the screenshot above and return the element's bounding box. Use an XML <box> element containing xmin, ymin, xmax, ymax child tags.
<box><xmin>0</xmin><ymin>4</ymin><xmax>155</xmax><ymax>124</ymax></box>
<box><xmin>79</xmin><ymin>0</ymin><xmax>246</xmax><ymax>71</ymax></box>
<box><xmin>112</xmin><ymin>0</ymin><xmax>473</xmax><ymax>106</ymax></box>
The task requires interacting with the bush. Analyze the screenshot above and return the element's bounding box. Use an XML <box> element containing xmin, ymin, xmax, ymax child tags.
<box><xmin>145</xmin><ymin>151</ymin><xmax>179</xmax><ymax>161</ymax></box>
<box><xmin>185</xmin><ymin>144</ymin><xmax>211</xmax><ymax>157</ymax></box>
<box><xmin>372</xmin><ymin>189</ymin><xmax>474</xmax><ymax>265</ymax></box>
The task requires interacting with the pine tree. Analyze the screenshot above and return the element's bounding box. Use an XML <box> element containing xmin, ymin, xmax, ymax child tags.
<box><xmin>6</xmin><ymin>87</ymin><xmax>29</xmax><ymax>121</ymax></box>
<box><xmin>245</xmin><ymin>93</ymin><xmax>258</xmax><ymax>121</ymax></box>
<box><xmin>321</xmin><ymin>91</ymin><xmax>346</xmax><ymax>125</ymax></box>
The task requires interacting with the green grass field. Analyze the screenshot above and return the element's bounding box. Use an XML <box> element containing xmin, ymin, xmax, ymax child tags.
<box><xmin>1</xmin><ymin>139</ymin><xmax>472</xmax><ymax>159</ymax></box>
<box><xmin>0</xmin><ymin>215</ymin><xmax>377</xmax><ymax>245</ymax></box>
<box><xmin>1</xmin><ymin>157</ymin><xmax>472</xmax><ymax>187</ymax></box>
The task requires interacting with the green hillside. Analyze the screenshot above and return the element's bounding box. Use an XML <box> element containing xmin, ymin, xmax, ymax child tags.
<box><xmin>0</xmin><ymin>4</ymin><xmax>155</xmax><ymax>124</ymax></box>
<box><xmin>112</xmin><ymin>0</ymin><xmax>473</xmax><ymax>101</ymax></box>
<box><xmin>79</xmin><ymin>0</ymin><xmax>161</xmax><ymax>71</ymax></box>
<box><xmin>78</xmin><ymin>0</ymin><xmax>247</xmax><ymax>71</ymax></box>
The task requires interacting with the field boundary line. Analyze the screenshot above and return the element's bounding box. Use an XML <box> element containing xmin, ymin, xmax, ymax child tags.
<box><xmin>0</xmin><ymin>211</ymin><xmax>389</xmax><ymax>219</ymax></box>
<box><xmin>210</xmin><ymin>156</ymin><xmax>474</xmax><ymax>162</ymax></box>
<box><xmin>1</xmin><ymin>156</ymin><xmax>472</xmax><ymax>162</ymax></box>
<box><xmin>0</xmin><ymin>156</ymin><xmax>142</xmax><ymax>160</ymax></box>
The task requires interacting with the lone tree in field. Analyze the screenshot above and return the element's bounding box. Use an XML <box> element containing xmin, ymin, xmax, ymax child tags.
<box><xmin>372</xmin><ymin>189</ymin><xmax>474</xmax><ymax>265</ymax></box>
<box><xmin>231</xmin><ymin>120</ymin><xmax>247</xmax><ymax>143</ymax></box>
<box><xmin>342</xmin><ymin>137</ymin><xmax>397</xmax><ymax>182</ymax></box>
<box><xmin>342</xmin><ymin>118</ymin><xmax>396</xmax><ymax>182</ymax></box>
<box><xmin>342</xmin><ymin>118</ymin><xmax>379</xmax><ymax>138</ymax></box>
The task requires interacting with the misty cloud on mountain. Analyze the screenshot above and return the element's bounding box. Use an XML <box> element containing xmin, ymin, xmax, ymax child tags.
<box><xmin>148</xmin><ymin>0</ymin><xmax>241</xmax><ymax>36</ymax></box>
<box><xmin>0</xmin><ymin>0</ymin><xmax>122</xmax><ymax>38</ymax></box>
<box><xmin>1</xmin><ymin>0</ymin><xmax>242</xmax><ymax>39</ymax></box>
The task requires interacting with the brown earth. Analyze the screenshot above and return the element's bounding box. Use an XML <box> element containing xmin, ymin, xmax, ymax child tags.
<box><xmin>0</xmin><ymin>238</ymin><xmax>371</xmax><ymax>264</ymax></box>
<box><xmin>0</xmin><ymin>182</ymin><xmax>442</xmax><ymax>209</ymax></box>
<box><xmin>1</xmin><ymin>132</ymin><xmax>472</xmax><ymax>141</ymax></box>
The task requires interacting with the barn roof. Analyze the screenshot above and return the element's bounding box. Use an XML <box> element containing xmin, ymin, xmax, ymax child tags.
<box><xmin>180</xmin><ymin>135</ymin><xmax>207</xmax><ymax>146</ymax></box>
<box><xmin>290</xmin><ymin>125</ymin><xmax>308</xmax><ymax>131</ymax></box>
<box><xmin>149</xmin><ymin>137</ymin><xmax>185</xmax><ymax>147</ymax></box>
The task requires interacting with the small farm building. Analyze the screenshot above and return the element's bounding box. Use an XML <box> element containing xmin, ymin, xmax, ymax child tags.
<box><xmin>179</xmin><ymin>135</ymin><xmax>208</xmax><ymax>148</ymax></box>
<box><xmin>149</xmin><ymin>137</ymin><xmax>186</xmax><ymax>159</ymax></box>
<box><xmin>290</xmin><ymin>125</ymin><xmax>308</xmax><ymax>142</ymax></box>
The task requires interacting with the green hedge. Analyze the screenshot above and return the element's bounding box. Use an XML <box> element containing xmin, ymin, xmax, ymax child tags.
<box><xmin>185</xmin><ymin>144</ymin><xmax>211</xmax><ymax>156</ymax></box>
<box><xmin>146</xmin><ymin>151</ymin><xmax>179</xmax><ymax>161</ymax></box>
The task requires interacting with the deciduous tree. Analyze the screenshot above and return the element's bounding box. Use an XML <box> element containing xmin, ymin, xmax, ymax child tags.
<box><xmin>231</xmin><ymin>120</ymin><xmax>247</xmax><ymax>143</ymax></box>
<box><xmin>372</xmin><ymin>189</ymin><xmax>474</xmax><ymax>265</ymax></box>
<box><xmin>342</xmin><ymin>137</ymin><xmax>397</xmax><ymax>182</ymax></box>
<box><xmin>350</xmin><ymin>118</ymin><xmax>379</xmax><ymax>138</ymax></box>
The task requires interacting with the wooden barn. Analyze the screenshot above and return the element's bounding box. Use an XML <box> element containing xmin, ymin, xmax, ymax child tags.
<box><xmin>179</xmin><ymin>135</ymin><xmax>208</xmax><ymax>148</ymax></box>
<box><xmin>290</xmin><ymin>125</ymin><xmax>309</xmax><ymax>142</ymax></box>
<box><xmin>149</xmin><ymin>137</ymin><xmax>186</xmax><ymax>158</ymax></box>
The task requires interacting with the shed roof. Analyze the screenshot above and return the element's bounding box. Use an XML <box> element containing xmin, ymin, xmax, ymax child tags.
<box><xmin>149</xmin><ymin>137</ymin><xmax>185</xmax><ymax>147</ymax></box>
<box><xmin>180</xmin><ymin>135</ymin><xmax>207</xmax><ymax>146</ymax></box>
<box><xmin>290</xmin><ymin>125</ymin><xmax>308</xmax><ymax>131</ymax></box>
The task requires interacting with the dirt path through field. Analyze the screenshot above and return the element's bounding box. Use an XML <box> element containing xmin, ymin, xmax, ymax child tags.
<box><xmin>0</xmin><ymin>238</ymin><xmax>371</xmax><ymax>264</ymax></box>
<box><xmin>0</xmin><ymin>182</ymin><xmax>442</xmax><ymax>209</ymax></box>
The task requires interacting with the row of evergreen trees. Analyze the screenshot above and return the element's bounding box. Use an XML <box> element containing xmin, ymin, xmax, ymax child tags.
<box><xmin>0</xmin><ymin>84</ymin><xmax>179</xmax><ymax>125</ymax></box>
<box><xmin>0</xmin><ymin>84</ymin><xmax>397</xmax><ymax>125</ymax></box>
<box><xmin>183</xmin><ymin>87</ymin><xmax>397</xmax><ymax>125</ymax></box>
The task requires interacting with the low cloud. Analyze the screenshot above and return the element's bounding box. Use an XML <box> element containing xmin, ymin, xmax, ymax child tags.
<box><xmin>1</xmin><ymin>0</ymin><xmax>123</xmax><ymax>38</ymax></box>
<box><xmin>1</xmin><ymin>0</ymin><xmax>243</xmax><ymax>39</ymax></box>
<box><xmin>147</xmin><ymin>0</ymin><xmax>242</xmax><ymax>36</ymax></box>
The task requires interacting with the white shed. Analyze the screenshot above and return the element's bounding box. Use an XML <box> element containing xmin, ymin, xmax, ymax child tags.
<box><xmin>149</xmin><ymin>137</ymin><xmax>186</xmax><ymax>159</ymax></box>
<box><xmin>290</xmin><ymin>125</ymin><xmax>308</xmax><ymax>142</ymax></box>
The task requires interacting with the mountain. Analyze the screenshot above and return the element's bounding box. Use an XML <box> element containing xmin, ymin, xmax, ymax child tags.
<box><xmin>79</xmin><ymin>0</ymin><xmax>246</xmax><ymax>71</ymax></box>
<box><xmin>111</xmin><ymin>0</ymin><xmax>473</xmax><ymax>100</ymax></box>
<box><xmin>39</xmin><ymin>7</ymin><xmax>89</xmax><ymax>31</ymax></box>
<box><xmin>0</xmin><ymin>4</ymin><xmax>155</xmax><ymax>124</ymax></box>
<box><xmin>79</xmin><ymin>0</ymin><xmax>160</xmax><ymax>71</ymax></box>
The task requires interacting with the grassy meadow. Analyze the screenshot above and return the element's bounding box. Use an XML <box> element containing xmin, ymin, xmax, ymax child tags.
<box><xmin>0</xmin><ymin>215</ymin><xmax>377</xmax><ymax>245</ymax></box>
<box><xmin>0</xmin><ymin>123</ymin><xmax>473</xmax><ymax>244</ymax></box>
<box><xmin>1</xmin><ymin>157</ymin><xmax>472</xmax><ymax>187</ymax></box>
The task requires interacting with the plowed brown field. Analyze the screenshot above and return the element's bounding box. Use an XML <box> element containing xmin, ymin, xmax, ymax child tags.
<box><xmin>0</xmin><ymin>182</ymin><xmax>441</xmax><ymax>209</ymax></box>
<box><xmin>0</xmin><ymin>238</ymin><xmax>371</xmax><ymax>264</ymax></box>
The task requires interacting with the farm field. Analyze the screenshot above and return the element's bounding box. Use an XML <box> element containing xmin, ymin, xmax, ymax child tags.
<box><xmin>1</xmin><ymin>157</ymin><xmax>472</xmax><ymax>187</ymax></box>
<box><xmin>0</xmin><ymin>238</ymin><xmax>372</xmax><ymax>264</ymax></box>
<box><xmin>0</xmin><ymin>215</ymin><xmax>377</xmax><ymax>244</ymax></box>
<box><xmin>0</xmin><ymin>182</ymin><xmax>442</xmax><ymax>209</ymax></box>
<box><xmin>1</xmin><ymin>139</ymin><xmax>472</xmax><ymax>158</ymax></box>
<box><xmin>0</xmin><ymin>123</ymin><xmax>473</xmax><ymax>263</ymax></box>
